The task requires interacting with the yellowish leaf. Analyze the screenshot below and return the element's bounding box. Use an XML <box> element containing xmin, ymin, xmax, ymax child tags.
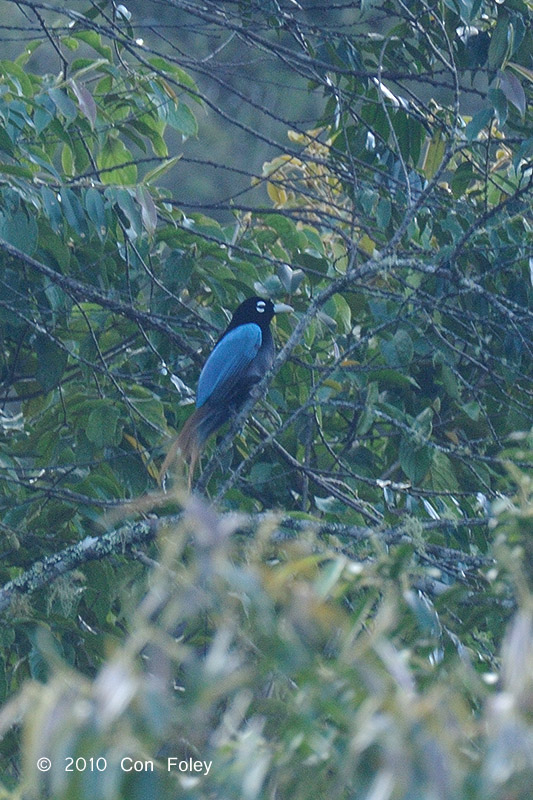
<box><xmin>123</xmin><ymin>432</ymin><xmax>160</xmax><ymax>480</ymax></box>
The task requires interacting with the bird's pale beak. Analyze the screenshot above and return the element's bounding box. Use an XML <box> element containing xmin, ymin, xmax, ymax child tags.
<box><xmin>273</xmin><ymin>302</ymin><xmax>294</xmax><ymax>314</ymax></box>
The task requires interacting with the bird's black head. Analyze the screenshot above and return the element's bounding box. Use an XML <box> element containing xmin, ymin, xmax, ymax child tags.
<box><xmin>228</xmin><ymin>296</ymin><xmax>275</xmax><ymax>331</ymax></box>
<box><xmin>225</xmin><ymin>296</ymin><xmax>292</xmax><ymax>334</ymax></box>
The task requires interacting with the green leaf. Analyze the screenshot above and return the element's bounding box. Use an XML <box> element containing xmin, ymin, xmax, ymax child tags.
<box><xmin>60</xmin><ymin>36</ymin><xmax>80</xmax><ymax>52</ymax></box>
<box><xmin>442</xmin><ymin>0</ymin><xmax>477</xmax><ymax>23</ymax></box>
<box><xmin>0</xmin><ymin>162</ymin><xmax>33</xmax><ymax>178</ymax></box>
<box><xmin>422</xmin><ymin>133</ymin><xmax>446</xmax><ymax>180</ymax></box>
<box><xmin>488</xmin><ymin>14</ymin><xmax>511</xmax><ymax>70</ymax></box>
<box><xmin>0</xmin><ymin>209</ymin><xmax>38</xmax><ymax>255</ymax></box>
<box><xmin>499</xmin><ymin>69</ymin><xmax>526</xmax><ymax>115</ymax></box>
<box><xmin>136</xmin><ymin>185</ymin><xmax>158</xmax><ymax>235</ymax></box>
<box><xmin>33</xmin><ymin>93</ymin><xmax>55</xmax><ymax>133</ymax></box>
<box><xmin>0</xmin><ymin>59</ymin><xmax>34</xmax><ymax>96</ymax></box>
<box><xmin>327</xmin><ymin>294</ymin><xmax>352</xmax><ymax>333</ymax></box>
<box><xmin>0</xmin><ymin>656</ymin><xmax>6</xmax><ymax>703</ymax></box>
<box><xmin>97</xmin><ymin>136</ymin><xmax>137</xmax><ymax>185</ymax></box>
<box><xmin>84</xmin><ymin>187</ymin><xmax>107</xmax><ymax>235</ymax></box>
<box><xmin>71</xmin><ymin>31</ymin><xmax>112</xmax><ymax>60</ymax></box>
<box><xmin>48</xmin><ymin>87</ymin><xmax>78</xmax><ymax>123</ymax></box>
<box><xmin>440</xmin><ymin>365</ymin><xmax>461</xmax><ymax>400</ymax></box>
<box><xmin>70</xmin><ymin>79</ymin><xmax>97</xmax><ymax>128</ymax></box>
<box><xmin>391</xmin><ymin>112</ymin><xmax>424</xmax><ymax>167</ymax></box>
<box><xmin>37</xmin><ymin>227</ymin><xmax>71</xmax><ymax>270</ymax></box>
<box><xmin>147</xmin><ymin>58</ymin><xmax>200</xmax><ymax>95</ymax></box>
<box><xmin>465</xmin><ymin>108</ymin><xmax>492</xmax><ymax>141</ymax></box>
<box><xmin>24</xmin><ymin>147</ymin><xmax>60</xmax><ymax>180</ymax></box>
<box><xmin>370</xmin><ymin>369</ymin><xmax>420</xmax><ymax>390</ymax></box>
<box><xmin>14</xmin><ymin>39</ymin><xmax>42</xmax><ymax>67</ymax></box>
<box><xmin>507</xmin><ymin>61</ymin><xmax>533</xmax><ymax>85</ymax></box>
<box><xmin>451</xmin><ymin>161</ymin><xmax>478</xmax><ymax>196</ymax></box>
<box><xmin>86</xmin><ymin>402</ymin><xmax>122</xmax><ymax>448</ymax></box>
<box><xmin>128</xmin><ymin>117</ymin><xmax>168</xmax><ymax>157</ymax></box>
<box><xmin>488</xmin><ymin>87</ymin><xmax>508</xmax><ymax>127</ymax></box>
<box><xmin>0</xmin><ymin>124</ymin><xmax>14</xmax><ymax>156</ymax></box>
<box><xmin>413</xmin><ymin>407</ymin><xmax>433</xmax><ymax>438</ymax></box>
<box><xmin>262</xmin><ymin>213</ymin><xmax>302</xmax><ymax>253</ymax></box>
<box><xmin>127</xmin><ymin>395</ymin><xmax>167</xmax><ymax>434</ymax></box>
<box><xmin>34</xmin><ymin>335</ymin><xmax>68</xmax><ymax>392</ymax></box>
<box><xmin>41</xmin><ymin>186</ymin><xmax>62</xmax><ymax>233</ymax></box>
<box><xmin>430</xmin><ymin>452</ymin><xmax>459</xmax><ymax>491</ymax></box>
<box><xmin>356</xmin><ymin>406</ymin><xmax>375</xmax><ymax>436</ymax></box>
<box><xmin>28</xmin><ymin>644</ymin><xmax>49</xmax><ymax>683</ymax></box>
<box><xmin>110</xmin><ymin>188</ymin><xmax>142</xmax><ymax>237</ymax></box>
<box><xmin>60</xmin><ymin>188</ymin><xmax>89</xmax><ymax>236</ymax></box>
<box><xmin>315</xmin><ymin>495</ymin><xmax>346</xmax><ymax>514</ymax></box>
<box><xmin>249</xmin><ymin>462</ymin><xmax>274</xmax><ymax>485</ymax></box>
<box><xmin>143</xmin><ymin>154</ymin><xmax>182</xmax><ymax>184</ymax></box>
<box><xmin>277</xmin><ymin>264</ymin><xmax>305</xmax><ymax>293</ymax></box>
<box><xmin>61</xmin><ymin>143</ymin><xmax>74</xmax><ymax>176</ymax></box>
<box><xmin>165</xmin><ymin>249</ymin><xmax>195</xmax><ymax>288</ymax></box>
<box><xmin>399</xmin><ymin>438</ymin><xmax>432</xmax><ymax>484</ymax></box>
<box><xmin>405</xmin><ymin>590</ymin><xmax>441</xmax><ymax>635</ymax></box>
<box><xmin>168</xmin><ymin>101</ymin><xmax>198</xmax><ymax>138</ymax></box>
<box><xmin>376</xmin><ymin>197</ymin><xmax>391</xmax><ymax>229</ymax></box>
<box><xmin>71</xmin><ymin>57</ymin><xmax>112</xmax><ymax>77</ymax></box>
<box><xmin>381</xmin><ymin>329</ymin><xmax>413</xmax><ymax>367</ymax></box>
<box><xmin>462</xmin><ymin>401</ymin><xmax>480</xmax><ymax>420</ymax></box>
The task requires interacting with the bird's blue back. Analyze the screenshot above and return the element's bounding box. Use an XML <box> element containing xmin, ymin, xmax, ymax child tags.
<box><xmin>196</xmin><ymin>322</ymin><xmax>263</xmax><ymax>408</ymax></box>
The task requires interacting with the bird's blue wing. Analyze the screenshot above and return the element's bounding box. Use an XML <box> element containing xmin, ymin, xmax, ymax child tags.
<box><xmin>196</xmin><ymin>323</ymin><xmax>262</xmax><ymax>408</ymax></box>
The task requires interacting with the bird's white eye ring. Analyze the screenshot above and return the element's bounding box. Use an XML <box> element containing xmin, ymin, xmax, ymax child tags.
<box><xmin>256</xmin><ymin>300</ymin><xmax>266</xmax><ymax>313</ymax></box>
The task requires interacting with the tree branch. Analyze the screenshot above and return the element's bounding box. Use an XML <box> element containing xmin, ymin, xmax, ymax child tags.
<box><xmin>0</xmin><ymin>237</ymin><xmax>203</xmax><ymax>365</ymax></box>
<box><xmin>0</xmin><ymin>517</ymin><xmax>160</xmax><ymax>616</ymax></box>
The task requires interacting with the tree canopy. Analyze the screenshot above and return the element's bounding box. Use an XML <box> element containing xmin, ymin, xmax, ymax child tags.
<box><xmin>0</xmin><ymin>1</ymin><xmax>532</xmax><ymax>797</ymax></box>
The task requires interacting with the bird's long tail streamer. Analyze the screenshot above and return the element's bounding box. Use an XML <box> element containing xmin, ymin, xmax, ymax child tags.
<box><xmin>159</xmin><ymin>405</ymin><xmax>209</xmax><ymax>487</ymax></box>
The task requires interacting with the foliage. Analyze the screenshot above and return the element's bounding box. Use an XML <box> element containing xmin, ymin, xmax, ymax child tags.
<box><xmin>0</xmin><ymin>0</ymin><xmax>531</xmax><ymax>796</ymax></box>
<box><xmin>2</xmin><ymin>490</ymin><xmax>533</xmax><ymax>800</ymax></box>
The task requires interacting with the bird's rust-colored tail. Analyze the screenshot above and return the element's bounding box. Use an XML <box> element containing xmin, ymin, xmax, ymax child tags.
<box><xmin>159</xmin><ymin>406</ymin><xmax>208</xmax><ymax>487</ymax></box>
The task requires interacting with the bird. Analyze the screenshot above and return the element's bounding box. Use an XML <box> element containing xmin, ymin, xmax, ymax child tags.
<box><xmin>160</xmin><ymin>296</ymin><xmax>293</xmax><ymax>483</ymax></box>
